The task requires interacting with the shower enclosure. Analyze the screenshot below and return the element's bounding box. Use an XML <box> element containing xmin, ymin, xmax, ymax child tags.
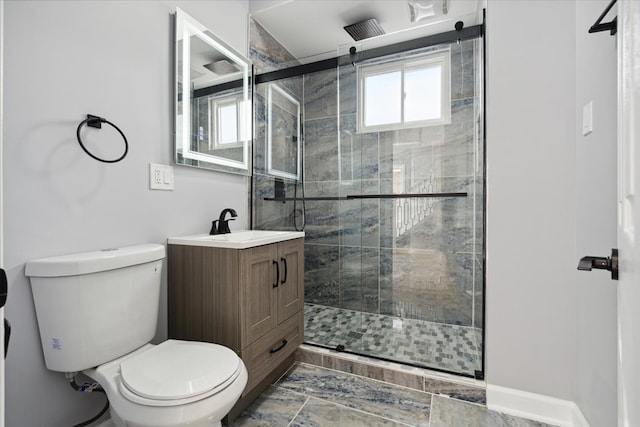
<box><xmin>250</xmin><ymin>17</ymin><xmax>485</xmax><ymax>378</ymax></box>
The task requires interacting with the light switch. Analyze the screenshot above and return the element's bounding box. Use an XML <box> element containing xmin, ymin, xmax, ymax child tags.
<box><xmin>582</xmin><ymin>101</ymin><xmax>593</xmax><ymax>136</ymax></box>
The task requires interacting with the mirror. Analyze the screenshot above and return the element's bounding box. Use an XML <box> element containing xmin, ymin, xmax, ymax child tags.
<box><xmin>267</xmin><ymin>83</ymin><xmax>301</xmax><ymax>180</ymax></box>
<box><xmin>175</xmin><ymin>8</ymin><xmax>252</xmax><ymax>175</ymax></box>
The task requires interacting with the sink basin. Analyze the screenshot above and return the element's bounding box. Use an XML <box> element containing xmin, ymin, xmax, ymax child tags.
<box><xmin>168</xmin><ymin>230</ymin><xmax>305</xmax><ymax>249</ymax></box>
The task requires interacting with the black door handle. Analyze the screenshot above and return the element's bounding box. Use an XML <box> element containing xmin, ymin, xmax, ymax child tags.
<box><xmin>1</xmin><ymin>268</ymin><xmax>9</xmax><ymax>359</ymax></box>
<box><xmin>280</xmin><ymin>257</ymin><xmax>288</xmax><ymax>284</ymax></box>
<box><xmin>578</xmin><ymin>248</ymin><xmax>619</xmax><ymax>280</ymax></box>
<box><xmin>272</xmin><ymin>260</ymin><xmax>280</xmax><ymax>288</ymax></box>
<box><xmin>0</xmin><ymin>268</ymin><xmax>6</xmax><ymax>308</ymax></box>
<box><xmin>4</xmin><ymin>319</ymin><xmax>10</xmax><ymax>359</ymax></box>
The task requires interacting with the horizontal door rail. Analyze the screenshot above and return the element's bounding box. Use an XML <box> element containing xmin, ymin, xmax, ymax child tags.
<box><xmin>263</xmin><ymin>192</ymin><xmax>467</xmax><ymax>202</ymax></box>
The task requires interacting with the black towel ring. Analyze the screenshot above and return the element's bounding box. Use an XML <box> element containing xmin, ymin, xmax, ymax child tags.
<box><xmin>76</xmin><ymin>114</ymin><xmax>128</xmax><ymax>163</ymax></box>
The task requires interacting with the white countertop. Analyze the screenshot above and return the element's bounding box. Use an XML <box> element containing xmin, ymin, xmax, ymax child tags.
<box><xmin>167</xmin><ymin>230</ymin><xmax>305</xmax><ymax>249</ymax></box>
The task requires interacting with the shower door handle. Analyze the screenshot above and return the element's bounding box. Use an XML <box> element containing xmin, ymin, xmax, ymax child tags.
<box><xmin>577</xmin><ymin>248</ymin><xmax>619</xmax><ymax>280</ymax></box>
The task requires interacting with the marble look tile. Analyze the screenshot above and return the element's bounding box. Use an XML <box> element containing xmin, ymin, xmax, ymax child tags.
<box><xmin>249</xmin><ymin>18</ymin><xmax>297</xmax><ymax>73</ymax></box>
<box><xmin>290</xmin><ymin>397</ymin><xmax>406</xmax><ymax>427</ymax></box>
<box><xmin>430</xmin><ymin>395</ymin><xmax>557</xmax><ymax>427</ymax></box>
<box><xmin>338</xmin><ymin>246</ymin><xmax>380</xmax><ymax>313</ymax></box>
<box><xmin>295</xmin><ymin>347</ymin><xmax>323</xmax><ymax>366</ymax></box>
<box><xmin>304</xmin><ymin>244</ymin><xmax>340</xmax><ymax>306</ymax></box>
<box><xmin>424</xmin><ymin>378</ymin><xmax>486</xmax><ymax>405</ymax></box>
<box><xmin>228</xmin><ymin>385</ymin><xmax>306</xmax><ymax>427</ymax></box>
<box><xmin>473</xmin><ymin>256</ymin><xmax>484</xmax><ymax>330</ymax></box>
<box><xmin>436</xmin><ymin>97</ymin><xmax>477</xmax><ymax>178</ymax></box>
<box><xmin>450</xmin><ymin>39</ymin><xmax>477</xmax><ymax>102</ymax></box>
<box><xmin>304</xmin><ymin>69</ymin><xmax>339</xmax><ymax>120</ymax></box>
<box><xmin>251</xmin><ymin>174</ymin><xmax>300</xmax><ymax>231</ymax></box>
<box><xmin>329</xmin><ymin>285</ymin><xmax>480</xmax><ymax>368</ymax></box>
<box><xmin>304</xmin><ymin>117</ymin><xmax>339</xmax><ymax>182</ymax></box>
<box><xmin>340</xmin><ymin>114</ymin><xmax>380</xmax><ymax>181</ymax></box>
<box><xmin>276</xmin><ymin>363</ymin><xmax>432</xmax><ymax>426</ymax></box>
<box><xmin>338</xmin><ymin>64</ymin><xmax>358</xmax><ymax>116</ymax></box>
<box><xmin>322</xmin><ymin>357</ymin><xmax>425</xmax><ymax>392</ymax></box>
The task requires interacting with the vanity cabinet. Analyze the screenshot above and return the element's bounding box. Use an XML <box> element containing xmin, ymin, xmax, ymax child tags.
<box><xmin>167</xmin><ymin>237</ymin><xmax>304</xmax><ymax>416</ymax></box>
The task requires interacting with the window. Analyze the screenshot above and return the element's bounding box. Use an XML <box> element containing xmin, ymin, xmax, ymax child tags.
<box><xmin>358</xmin><ymin>49</ymin><xmax>451</xmax><ymax>132</ymax></box>
<box><xmin>209</xmin><ymin>94</ymin><xmax>245</xmax><ymax>149</ymax></box>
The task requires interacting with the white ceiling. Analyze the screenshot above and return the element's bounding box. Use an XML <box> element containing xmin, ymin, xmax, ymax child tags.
<box><xmin>250</xmin><ymin>0</ymin><xmax>484</xmax><ymax>63</ymax></box>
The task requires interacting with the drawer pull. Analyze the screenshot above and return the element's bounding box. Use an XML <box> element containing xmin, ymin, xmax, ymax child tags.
<box><xmin>280</xmin><ymin>257</ymin><xmax>288</xmax><ymax>284</ymax></box>
<box><xmin>269</xmin><ymin>339</ymin><xmax>288</xmax><ymax>354</ymax></box>
<box><xmin>272</xmin><ymin>260</ymin><xmax>279</xmax><ymax>288</ymax></box>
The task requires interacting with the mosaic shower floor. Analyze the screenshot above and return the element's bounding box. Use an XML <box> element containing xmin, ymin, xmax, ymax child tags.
<box><xmin>304</xmin><ymin>304</ymin><xmax>483</xmax><ymax>376</ymax></box>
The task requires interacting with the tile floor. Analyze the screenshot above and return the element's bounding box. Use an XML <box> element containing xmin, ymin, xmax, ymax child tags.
<box><xmin>304</xmin><ymin>304</ymin><xmax>483</xmax><ymax>376</ymax></box>
<box><xmin>229</xmin><ymin>363</ymin><xmax>557</xmax><ymax>427</ymax></box>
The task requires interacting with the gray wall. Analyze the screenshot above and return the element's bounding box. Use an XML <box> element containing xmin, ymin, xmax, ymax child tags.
<box><xmin>486</xmin><ymin>0</ymin><xmax>578</xmax><ymax>401</ymax></box>
<box><xmin>486</xmin><ymin>1</ymin><xmax>617</xmax><ymax>424</ymax></box>
<box><xmin>2</xmin><ymin>1</ymin><xmax>249</xmax><ymax>425</ymax></box>
<box><xmin>574</xmin><ymin>1</ymin><xmax>618</xmax><ymax>425</ymax></box>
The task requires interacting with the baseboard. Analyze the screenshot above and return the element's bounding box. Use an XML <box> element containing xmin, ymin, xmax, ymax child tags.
<box><xmin>486</xmin><ymin>384</ymin><xmax>590</xmax><ymax>427</ymax></box>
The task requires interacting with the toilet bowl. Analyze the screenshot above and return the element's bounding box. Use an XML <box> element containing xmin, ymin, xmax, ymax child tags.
<box><xmin>25</xmin><ymin>244</ymin><xmax>247</xmax><ymax>427</ymax></box>
<box><xmin>84</xmin><ymin>340</ymin><xmax>248</xmax><ymax>427</ymax></box>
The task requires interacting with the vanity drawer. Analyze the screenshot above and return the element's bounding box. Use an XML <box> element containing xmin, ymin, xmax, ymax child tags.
<box><xmin>242</xmin><ymin>312</ymin><xmax>303</xmax><ymax>389</ymax></box>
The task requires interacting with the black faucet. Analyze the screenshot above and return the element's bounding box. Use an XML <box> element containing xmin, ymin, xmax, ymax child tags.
<box><xmin>210</xmin><ymin>208</ymin><xmax>237</xmax><ymax>235</ymax></box>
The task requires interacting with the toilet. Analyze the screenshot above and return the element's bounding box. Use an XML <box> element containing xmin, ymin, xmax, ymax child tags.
<box><xmin>25</xmin><ymin>244</ymin><xmax>247</xmax><ymax>427</ymax></box>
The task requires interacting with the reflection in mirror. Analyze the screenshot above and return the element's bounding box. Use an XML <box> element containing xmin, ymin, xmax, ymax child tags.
<box><xmin>175</xmin><ymin>8</ymin><xmax>252</xmax><ymax>175</ymax></box>
<box><xmin>267</xmin><ymin>84</ymin><xmax>301</xmax><ymax>180</ymax></box>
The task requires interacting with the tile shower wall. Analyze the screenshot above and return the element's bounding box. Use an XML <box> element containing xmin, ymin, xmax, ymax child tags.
<box><xmin>250</xmin><ymin>17</ymin><xmax>485</xmax><ymax>361</ymax></box>
<box><xmin>250</xmin><ymin>18</ymin><xmax>303</xmax><ymax>231</ymax></box>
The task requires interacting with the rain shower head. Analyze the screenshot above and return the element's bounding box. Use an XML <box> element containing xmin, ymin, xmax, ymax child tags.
<box><xmin>204</xmin><ymin>59</ymin><xmax>239</xmax><ymax>75</ymax></box>
<box><xmin>343</xmin><ymin>18</ymin><xmax>386</xmax><ymax>41</ymax></box>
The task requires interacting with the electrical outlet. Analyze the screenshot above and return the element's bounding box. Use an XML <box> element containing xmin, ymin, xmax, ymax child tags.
<box><xmin>149</xmin><ymin>163</ymin><xmax>174</xmax><ymax>190</ymax></box>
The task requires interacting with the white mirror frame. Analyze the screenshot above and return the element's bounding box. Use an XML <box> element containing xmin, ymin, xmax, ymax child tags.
<box><xmin>176</xmin><ymin>8</ymin><xmax>251</xmax><ymax>173</ymax></box>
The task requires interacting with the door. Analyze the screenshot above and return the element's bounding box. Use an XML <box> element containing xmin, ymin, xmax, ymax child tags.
<box><xmin>240</xmin><ymin>244</ymin><xmax>279</xmax><ymax>346</ymax></box>
<box><xmin>276</xmin><ymin>239</ymin><xmax>303</xmax><ymax>324</ymax></box>
<box><xmin>0</xmin><ymin>0</ymin><xmax>5</xmax><ymax>424</ymax></box>
<box><xmin>617</xmin><ymin>2</ymin><xmax>640</xmax><ymax>426</ymax></box>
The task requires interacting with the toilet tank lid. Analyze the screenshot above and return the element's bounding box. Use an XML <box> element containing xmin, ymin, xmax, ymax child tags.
<box><xmin>25</xmin><ymin>244</ymin><xmax>165</xmax><ymax>278</ymax></box>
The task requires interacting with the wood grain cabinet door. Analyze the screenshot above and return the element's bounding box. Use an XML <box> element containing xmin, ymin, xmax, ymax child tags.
<box><xmin>239</xmin><ymin>244</ymin><xmax>279</xmax><ymax>348</ymax></box>
<box><xmin>276</xmin><ymin>239</ymin><xmax>304</xmax><ymax>325</ymax></box>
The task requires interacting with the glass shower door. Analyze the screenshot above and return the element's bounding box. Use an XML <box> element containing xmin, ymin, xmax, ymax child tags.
<box><xmin>304</xmin><ymin>37</ymin><xmax>484</xmax><ymax>377</ymax></box>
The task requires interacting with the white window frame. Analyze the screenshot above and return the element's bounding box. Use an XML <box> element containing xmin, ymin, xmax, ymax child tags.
<box><xmin>208</xmin><ymin>93</ymin><xmax>245</xmax><ymax>149</ymax></box>
<box><xmin>357</xmin><ymin>49</ymin><xmax>451</xmax><ymax>133</ymax></box>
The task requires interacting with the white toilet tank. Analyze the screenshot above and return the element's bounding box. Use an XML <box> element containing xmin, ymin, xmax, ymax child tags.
<box><xmin>25</xmin><ymin>244</ymin><xmax>165</xmax><ymax>373</ymax></box>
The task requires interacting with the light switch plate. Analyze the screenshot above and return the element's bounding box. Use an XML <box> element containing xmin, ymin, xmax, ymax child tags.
<box><xmin>149</xmin><ymin>163</ymin><xmax>174</xmax><ymax>190</ymax></box>
<box><xmin>582</xmin><ymin>101</ymin><xmax>593</xmax><ymax>136</ymax></box>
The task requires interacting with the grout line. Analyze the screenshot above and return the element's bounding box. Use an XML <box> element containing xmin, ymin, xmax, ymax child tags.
<box><xmin>286</xmin><ymin>396</ymin><xmax>311</xmax><ymax>427</ymax></box>
<box><xmin>274</xmin><ymin>360</ymin><xmax>298</xmax><ymax>385</ymax></box>
<box><xmin>428</xmin><ymin>393</ymin><xmax>434</xmax><ymax>426</ymax></box>
<box><xmin>304</xmin><ymin>396</ymin><xmax>415</xmax><ymax>427</ymax></box>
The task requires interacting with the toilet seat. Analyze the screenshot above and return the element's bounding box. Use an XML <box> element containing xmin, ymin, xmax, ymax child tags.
<box><xmin>119</xmin><ymin>340</ymin><xmax>242</xmax><ymax>407</ymax></box>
